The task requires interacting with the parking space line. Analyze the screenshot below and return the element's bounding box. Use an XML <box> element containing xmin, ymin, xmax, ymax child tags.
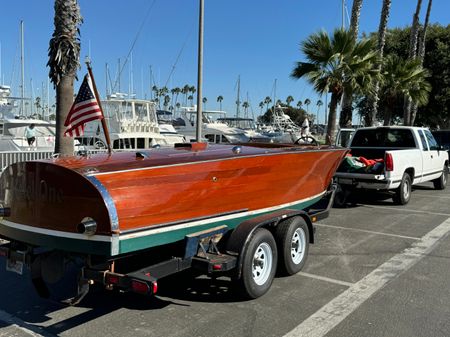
<box><xmin>315</xmin><ymin>223</ymin><xmax>420</xmax><ymax>240</ymax></box>
<box><xmin>284</xmin><ymin>217</ymin><xmax>450</xmax><ymax>337</ymax></box>
<box><xmin>0</xmin><ymin>309</ymin><xmax>54</xmax><ymax>337</ymax></box>
<box><xmin>360</xmin><ymin>204</ymin><xmax>450</xmax><ymax>217</ymax></box>
<box><xmin>297</xmin><ymin>272</ymin><xmax>354</xmax><ymax>287</ymax></box>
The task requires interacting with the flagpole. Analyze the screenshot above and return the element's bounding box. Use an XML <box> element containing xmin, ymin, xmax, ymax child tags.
<box><xmin>85</xmin><ymin>58</ymin><xmax>112</xmax><ymax>154</ymax></box>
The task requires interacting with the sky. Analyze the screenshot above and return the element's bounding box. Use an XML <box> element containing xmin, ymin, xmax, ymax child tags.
<box><xmin>0</xmin><ymin>0</ymin><xmax>449</xmax><ymax>124</ymax></box>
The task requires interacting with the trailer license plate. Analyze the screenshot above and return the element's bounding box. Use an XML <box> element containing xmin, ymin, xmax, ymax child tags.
<box><xmin>6</xmin><ymin>259</ymin><xmax>23</xmax><ymax>275</ymax></box>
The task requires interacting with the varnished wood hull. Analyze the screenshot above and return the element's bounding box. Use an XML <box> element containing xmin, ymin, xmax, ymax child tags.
<box><xmin>0</xmin><ymin>143</ymin><xmax>347</xmax><ymax>256</ymax></box>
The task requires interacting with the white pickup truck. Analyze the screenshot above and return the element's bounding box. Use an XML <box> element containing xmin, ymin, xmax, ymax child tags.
<box><xmin>334</xmin><ymin>126</ymin><xmax>449</xmax><ymax>206</ymax></box>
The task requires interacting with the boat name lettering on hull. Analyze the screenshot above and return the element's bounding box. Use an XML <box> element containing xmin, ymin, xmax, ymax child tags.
<box><xmin>10</xmin><ymin>172</ymin><xmax>63</xmax><ymax>205</ymax></box>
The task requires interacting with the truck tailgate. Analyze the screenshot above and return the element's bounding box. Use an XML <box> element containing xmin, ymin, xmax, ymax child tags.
<box><xmin>335</xmin><ymin>172</ymin><xmax>386</xmax><ymax>183</ymax></box>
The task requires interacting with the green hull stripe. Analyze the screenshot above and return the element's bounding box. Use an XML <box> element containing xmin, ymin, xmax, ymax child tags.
<box><xmin>118</xmin><ymin>196</ymin><xmax>321</xmax><ymax>255</ymax></box>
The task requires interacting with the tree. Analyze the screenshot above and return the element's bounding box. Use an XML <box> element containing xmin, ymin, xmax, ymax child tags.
<box><xmin>286</xmin><ymin>95</ymin><xmax>294</xmax><ymax>106</ymax></box>
<box><xmin>369</xmin><ymin>0</ymin><xmax>392</xmax><ymax>126</ymax></box>
<box><xmin>340</xmin><ymin>0</ymin><xmax>364</xmax><ymax>128</ymax></box>
<box><xmin>264</xmin><ymin>96</ymin><xmax>272</xmax><ymax>113</ymax></box>
<box><xmin>47</xmin><ymin>0</ymin><xmax>82</xmax><ymax>155</ymax></box>
<box><xmin>188</xmin><ymin>94</ymin><xmax>194</xmax><ymax>105</ymax></box>
<box><xmin>242</xmin><ymin>101</ymin><xmax>250</xmax><ymax>116</ymax></box>
<box><xmin>316</xmin><ymin>100</ymin><xmax>323</xmax><ymax>124</ymax></box>
<box><xmin>259</xmin><ymin>101</ymin><xmax>264</xmax><ymax>114</ymax></box>
<box><xmin>217</xmin><ymin>95</ymin><xmax>224</xmax><ymax>111</ymax></box>
<box><xmin>404</xmin><ymin>0</ymin><xmax>423</xmax><ymax>125</ymax></box>
<box><xmin>411</xmin><ymin>0</ymin><xmax>433</xmax><ymax>125</ymax></box>
<box><xmin>291</xmin><ymin>29</ymin><xmax>379</xmax><ymax>144</ymax></box>
<box><xmin>202</xmin><ymin>97</ymin><xmax>207</xmax><ymax>110</ymax></box>
<box><xmin>380</xmin><ymin>55</ymin><xmax>431</xmax><ymax>125</ymax></box>
<box><xmin>296</xmin><ymin>101</ymin><xmax>303</xmax><ymax>109</ymax></box>
<box><xmin>304</xmin><ymin>98</ymin><xmax>311</xmax><ymax>112</ymax></box>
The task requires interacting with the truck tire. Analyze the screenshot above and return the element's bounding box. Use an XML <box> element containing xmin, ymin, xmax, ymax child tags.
<box><xmin>433</xmin><ymin>165</ymin><xmax>448</xmax><ymax>190</ymax></box>
<box><xmin>275</xmin><ymin>216</ymin><xmax>309</xmax><ymax>276</ymax></box>
<box><xmin>393</xmin><ymin>173</ymin><xmax>412</xmax><ymax>205</ymax></box>
<box><xmin>239</xmin><ymin>228</ymin><xmax>277</xmax><ymax>299</ymax></box>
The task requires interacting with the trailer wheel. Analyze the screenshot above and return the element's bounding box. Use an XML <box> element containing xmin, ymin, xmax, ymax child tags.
<box><xmin>275</xmin><ymin>217</ymin><xmax>309</xmax><ymax>275</ymax></box>
<box><xmin>333</xmin><ymin>184</ymin><xmax>347</xmax><ymax>208</ymax></box>
<box><xmin>393</xmin><ymin>173</ymin><xmax>411</xmax><ymax>205</ymax></box>
<box><xmin>433</xmin><ymin>165</ymin><xmax>448</xmax><ymax>190</ymax></box>
<box><xmin>239</xmin><ymin>228</ymin><xmax>277</xmax><ymax>299</ymax></box>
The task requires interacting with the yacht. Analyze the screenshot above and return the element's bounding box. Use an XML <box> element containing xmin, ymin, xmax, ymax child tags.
<box><xmin>80</xmin><ymin>94</ymin><xmax>185</xmax><ymax>150</ymax></box>
<box><xmin>175</xmin><ymin>106</ymin><xmax>250</xmax><ymax>144</ymax></box>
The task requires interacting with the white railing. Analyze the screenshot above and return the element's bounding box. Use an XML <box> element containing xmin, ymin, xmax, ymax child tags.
<box><xmin>0</xmin><ymin>149</ymin><xmax>110</xmax><ymax>172</ymax></box>
<box><xmin>1</xmin><ymin>151</ymin><xmax>54</xmax><ymax>171</ymax></box>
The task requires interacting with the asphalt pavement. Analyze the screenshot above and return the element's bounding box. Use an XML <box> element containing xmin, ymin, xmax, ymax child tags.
<box><xmin>1</xmin><ymin>181</ymin><xmax>450</xmax><ymax>337</ymax></box>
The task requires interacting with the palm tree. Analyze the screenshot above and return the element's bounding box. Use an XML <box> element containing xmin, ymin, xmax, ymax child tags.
<box><xmin>217</xmin><ymin>95</ymin><xmax>224</xmax><ymax>111</ymax></box>
<box><xmin>202</xmin><ymin>97</ymin><xmax>207</xmax><ymax>110</ymax></box>
<box><xmin>296</xmin><ymin>101</ymin><xmax>303</xmax><ymax>109</ymax></box>
<box><xmin>340</xmin><ymin>0</ymin><xmax>364</xmax><ymax>128</ymax></box>
<box><xmin>404</xmin><ymin>0</ymin><xmax>423</xmax><ymax>125</ymax></box>
<box><xmin>163</xmin><ymin>95</ymin><xmax>170</xmax><ymax>110</ymax></box>
<box><xmin>369</xmin><ymin>0</ymin><xmax>392</xmax><ymax>126</ymax></box>
<box><xmin>304</xmin><ymin>98</ymin><xmax>311</xmax><ymax>112</ymax></box>
<box><xmin>286</xmin><ymin>95</ymin><xmax>294</xmax><ymax>106</ymax></box>
<box><xmin>264</xmin><ymin>96</ymin><xmax>272</xmax><ymax>113</ymax></box>
<box><xmin>411</xmin><ymin>0</ymin><xmax>433</xmax><ymax>125</ymax></box>
<box><xmin>291</xmin><ymin>29</ymin><xmax>379</xmax><ymax>144</ymax></box>
<box><xmin>242</xmin><ymin>101</ymin><xmax>250</xmax><ymax>116</ymax></box>
<box><xmin>188</xmin><ymin>95</ymin><xmax>194</xmax><ymax>106</ymax></box>
<box><xmin>48</xmin><ymin>0</ymin><xmax>82</xmax><ymax>155</ymax></box>
<box><xmin>380</xmin><ymin>55</ymin><xmax>431</xmax><ymax>126</ymax></box>
<box><xmin>259</xmin><ymin>101</ymin><xmax>264</xmax><ymax>114</ymax></box>
<box><xmin>182</xmin><ymin>84</ymin><xmax>190</xmax><ymax>105</ymax></box>
<box><xmin>316</xmin><ymin>100</ymin><xmax>323</xmax><ymax>124</ymax></box>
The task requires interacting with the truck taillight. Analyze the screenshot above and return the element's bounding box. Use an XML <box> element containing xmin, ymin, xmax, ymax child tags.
<box><xmin>385</xmin><ymin>153</ymin><xmax>394</xmax><ymax>171</ymax></box>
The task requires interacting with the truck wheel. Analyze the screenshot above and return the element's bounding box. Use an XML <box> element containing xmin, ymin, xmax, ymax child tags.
<box><xmin>239</xmin><ymin>228</ymin><xmax>277</xmax><ymax>299</ymax></box>
<box><xmin>393</xmin><ymin>173</ymin><xmax>412</xmax><ymax>205</ymax></box>
<box><xmin>275</xmin><ymin>217</ymin><xmax>309</xmax><ymax>276</ymax></box>
<box><xmin>433</xmin><ymin>166</ymin><xmax>448</xmax><ymax>190</ymax></box>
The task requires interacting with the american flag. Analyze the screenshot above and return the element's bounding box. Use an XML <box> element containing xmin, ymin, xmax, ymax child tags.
<box><xmin>64</xmin><ymin>74</ymin><xmax>103</xmax><ymax>137</ymax></box>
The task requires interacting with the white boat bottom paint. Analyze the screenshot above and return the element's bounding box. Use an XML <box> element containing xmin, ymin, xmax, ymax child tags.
<box><xmin>284</xmin><ymin>216</ymin><xmax>450</xmax><ymax>337</ymax></box>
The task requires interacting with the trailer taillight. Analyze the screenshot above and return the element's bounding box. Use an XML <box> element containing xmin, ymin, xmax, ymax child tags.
<box><xmin>131</xmin><ymin>280</ymin><xmax>150</xmax><ymax>294</ymax></box>
<box><xmin>385</xmin><ymin>153</ymin><xmax>394</xmax><ymax>171</ymax></box>
<box><xmin>106</xmin><ymin>274</ymin><xmax>119</xmax><ymax>285</ymax></box>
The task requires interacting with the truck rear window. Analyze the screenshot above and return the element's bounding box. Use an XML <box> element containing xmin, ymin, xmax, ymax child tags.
<box><xmin>351</xmin><ymin>129</ymin><xmax>416</xmax><ymax>148</ymax></box>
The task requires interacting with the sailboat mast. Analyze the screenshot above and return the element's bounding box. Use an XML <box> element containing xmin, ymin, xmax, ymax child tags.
<box><xmin>195</xmin><ymin>0</ymin><xmax>204</xmax><ymax>141</ymax></box>
<box><xmin>20</xmin><ymin>20</ymin><xmax>25</xmax><ymax>116</ymax></box>
<box><xmin>236</xmin><ymin>75</ymin><xmax>241</xmax><ymax>118</ymax></box>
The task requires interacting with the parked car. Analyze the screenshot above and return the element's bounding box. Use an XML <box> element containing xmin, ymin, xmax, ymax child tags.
<box><xmin>431</xmin><ymin>130</ymin><xmax>450</xmax><ymax>154</ymax></box>
<box><xmin>334</xmin><ymin>126</ymin><xmax>449</xmax><ymax>206</ymax></box>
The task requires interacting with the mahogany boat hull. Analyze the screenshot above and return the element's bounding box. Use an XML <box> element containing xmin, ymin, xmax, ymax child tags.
<box><xmin>0</xmin><ymin>143</ymin><xmax>347</xmax><ymax>256</ymax></box>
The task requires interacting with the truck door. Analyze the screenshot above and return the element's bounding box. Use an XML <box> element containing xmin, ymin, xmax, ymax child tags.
<box><xmin>424</xmin><ymin>129</ymin><xmax>445</xmax><ymax>179</ymax></box>
<box><xmin>417</xmin><ymin>129</ymin><xmax>432</xmax><ymax>183</ymax></box>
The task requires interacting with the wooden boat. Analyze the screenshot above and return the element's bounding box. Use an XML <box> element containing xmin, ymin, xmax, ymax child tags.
<box><xmin>0</xmin><ymin>142</ymin><xmax>347</xmax><ymax>257</ymax></box>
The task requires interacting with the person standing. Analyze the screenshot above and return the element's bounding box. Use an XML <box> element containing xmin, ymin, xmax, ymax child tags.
<box><xmin>24</xmin><ymin>124</ymin><xmax>37</xmax><ymax>147</ymax></box>
<box><xmin>301</xmin><ymin>117</ymin><xmax>310</xmax><ymax>137</ymax></box>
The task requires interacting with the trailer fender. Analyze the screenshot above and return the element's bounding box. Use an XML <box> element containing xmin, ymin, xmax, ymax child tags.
<box><xmin>225</xmin><ymin>209</ymin><xmax>314</xmax><ymax>279</ymax></box>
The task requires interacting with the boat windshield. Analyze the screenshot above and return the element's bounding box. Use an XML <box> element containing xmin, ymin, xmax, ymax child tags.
<box><xmin>218</xmin><ymin>118</ymin><xmax>255</xmax><ymax>130</ymax></box>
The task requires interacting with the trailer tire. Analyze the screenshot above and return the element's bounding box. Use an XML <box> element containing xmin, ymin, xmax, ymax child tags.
<box><xmin>433</xmin><ymin>165</ymin><xmax>448</xmax><ymax>190</ymax></box>
<box><xmin>393</xmin><ymin>173</ymin><xmax>411</xmax><ymax>205</ymax></box>
<box><xmin>333</xmin><ymin>184</ymin><xmax>347</xmax><ymax>208</ymax></box>
<box><xmin>275</xmin><ymin>216</ymin><xmax>309</xmax><ymax>276</ymax></box>
<box><xmin>239</xmin><ymin>228</ymin><xmax>277</xmax><ymax>299</ymax></box>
